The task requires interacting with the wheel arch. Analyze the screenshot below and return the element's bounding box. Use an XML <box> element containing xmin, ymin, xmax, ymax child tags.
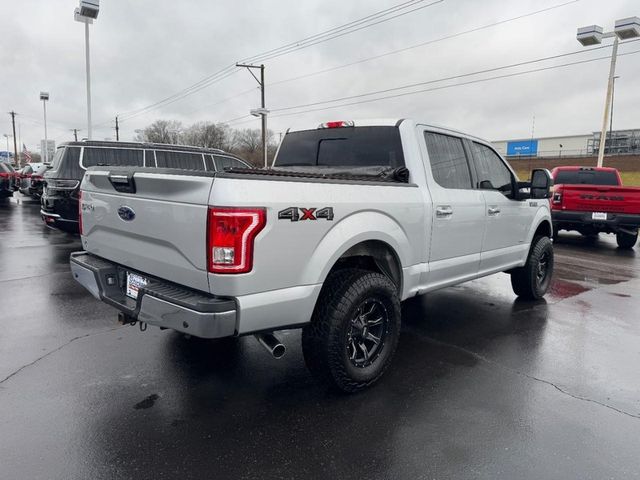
<box><xmin>300</xmin><ymin>211</ymin><xmax>413</xmax><ymax>296</ymax></box>
<box><xmin>327</xmin><ymin>240</ymin><xmax>403</xmax><ymax>294</ymax></box>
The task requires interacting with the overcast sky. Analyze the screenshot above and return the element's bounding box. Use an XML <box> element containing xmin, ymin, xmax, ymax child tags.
<box><xmin>1</xmin><ymin>0</ymin><xmax>639</xmax><ymax>153</ymax></box>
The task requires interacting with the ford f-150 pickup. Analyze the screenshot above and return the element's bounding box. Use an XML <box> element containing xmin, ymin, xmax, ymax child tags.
<box><xmin>71</xmin><ymin>119</ymin><xmax>553</xmax><ymax>392</ymax></box>
<box><xmin>551</xmin><ymin>166</ymin><xmax>640</xmax><ymax>248</ymax></box>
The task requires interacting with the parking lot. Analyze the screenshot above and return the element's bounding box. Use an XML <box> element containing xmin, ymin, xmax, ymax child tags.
<box><xmin>1</xmin><ymin>194</ymin><xmax>639</xmax><ymax>479</ymax></box>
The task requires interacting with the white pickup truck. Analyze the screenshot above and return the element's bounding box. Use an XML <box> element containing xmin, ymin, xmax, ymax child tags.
<box><xmin>71</xmin><ymin>119</ymin><xmax>553</xmax><ymax>392</ymax></box>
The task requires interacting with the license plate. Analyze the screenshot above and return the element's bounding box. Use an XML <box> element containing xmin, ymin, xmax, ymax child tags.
<box><xmin>591</xmin><ymin>212</ymin><xmax>607</xmax><ymax>221</ymax></box>
<box><xmin>126</xmin><ymin>272</ymin><xmax>148</xmax><ymax>299</ymax></box>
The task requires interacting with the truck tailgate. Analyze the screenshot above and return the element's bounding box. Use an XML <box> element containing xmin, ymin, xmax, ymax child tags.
<box><xmin>80</xmin><ymin>169</ymin><xmax>214</xmax><ymax>293</ymax></box>
<box><xmin>558</xmin><ymin>185</ymin><xmax>640</xmax><ymax>214</ymax></box>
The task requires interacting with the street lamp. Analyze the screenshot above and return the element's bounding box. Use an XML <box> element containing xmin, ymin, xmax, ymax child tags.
<box><xmin>3</xmin><ymin>134</ymin><xmax>11</xmax><ymax>163</ymax></box>
<box><xmin>577</xmin><ymin>16</ymin><xmax>640</xmax><ymax>167</ymax></box>
<box><xmin>40</xmin><ymin>92</ymin><xmax>49</xmax><ymax>163</ymax></box>
<box><xmin>74</xmin><ymin>0</ymin><xmax>100</xmax><ymax>140</ymax></box>
<box><xmin>609</xmin><ymin>75</ymin><xmax>620</xmax><ymax>154</ymax></box>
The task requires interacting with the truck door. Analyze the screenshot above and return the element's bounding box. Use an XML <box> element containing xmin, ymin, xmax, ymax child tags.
<box><xmin>468</xmin><ymin>141</ymin><xmax>531</xmax><ymax>273</ymax></box>
<box><xmin>421</xmin><ymin>129</ymin><xmax>485</xmax><ymax>288</ymax></box>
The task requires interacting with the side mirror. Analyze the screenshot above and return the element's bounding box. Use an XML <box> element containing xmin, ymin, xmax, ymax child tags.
<box><xmin>530</xmin><ymin>168</ymin><xmax>552</xmax><ymax>199</ymax></box>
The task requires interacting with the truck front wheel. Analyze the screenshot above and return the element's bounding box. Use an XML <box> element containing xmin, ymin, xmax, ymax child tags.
<box><xmin>302</xmin><ymin>269</ymin><xmax>401</xmax><ymax>393</ymax></box>
<box><xmin>616</xmin><ymin>230</ymin><xmax>638</xmax><ymax>249</ymax></box>
<box><xmin>510</xmin><ymin>236</ymin><xmax>554</xmax><ymax>300</ymax></box>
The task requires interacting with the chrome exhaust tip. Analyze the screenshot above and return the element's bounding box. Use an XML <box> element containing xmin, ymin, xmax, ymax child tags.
<box><xmin>255</xmin><ymin>332</ymin><xmax>286</xmax><ymax>359</ymax></box>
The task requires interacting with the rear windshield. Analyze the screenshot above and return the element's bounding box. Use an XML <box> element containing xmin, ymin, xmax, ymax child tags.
<box><xmin>82</xmin><ymin>147</ymin><xmax>143</xmax><ymax>168</ymax></box>
<box><xmin>47</xmin><ymin>146</ymin><xmax>82</xmax><ymax>179</ymax></box>
<box><xmin>554</xmin><ymin>170</ymin><xmax>619</xmax><ymax>186</ymax></box>
<box><xmin>275</xmin><ymin>126</ymin><xmax>405</xmax><ymax>168</ymax></box>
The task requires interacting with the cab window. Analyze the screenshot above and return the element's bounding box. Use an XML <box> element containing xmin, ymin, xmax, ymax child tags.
<box><xmin>472</xmin><ymin>142</ymin><xmax>513</xmax><ymax>195</ymax></box>
<box><xmin>424</xmin><ymin>132</ymin><xmax>473</xmax><ymax>189</ymax></box>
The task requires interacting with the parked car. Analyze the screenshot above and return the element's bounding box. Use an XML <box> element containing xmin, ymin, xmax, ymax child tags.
<box><xmin>41</xmin><ymin>141</ymin><xmax>251</xmax><ymax>233</ymax></box>
<box><xmin>19</xmin><ymin>163</ymin><xmax>47</xmax><ymax>198</ymax></box>
<box><xmin>0</xmin><ymin>162</ymin><xmax>16</xmax><ymax>198</ymax></box>
<box><xmin>71</xmin><ymin>119</ymin><xmax>553</xmax><ymax>392</ymax></box>
<box><xmin>550</xmin><ymin>166</ymin><xmax>640</xmax><ymax>248</ymax></box>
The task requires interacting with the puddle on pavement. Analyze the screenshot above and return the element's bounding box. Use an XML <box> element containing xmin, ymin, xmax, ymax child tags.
<box><xmin>547</xmin><ymin>260</ymin><xmax>635</xmax><ymax>301</ymax></box>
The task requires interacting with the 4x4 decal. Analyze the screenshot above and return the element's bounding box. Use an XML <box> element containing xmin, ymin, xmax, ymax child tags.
<box><xmin>278</xmin><ymin>207</ymin><xmax>334</xmax><ymax>222</ymax></box>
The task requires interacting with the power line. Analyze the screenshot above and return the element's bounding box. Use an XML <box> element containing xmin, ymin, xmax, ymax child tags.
<box><xmin>269</xmin><ymin>0</ymin><xmax>582</xmax><ymax>87</ymax></box>
<box><xmin>272</xmin><ymin>40</ymin><xmax>638</xmax><ymax>113</ymax></box>
<box><xmin>265</xmin><ymin>49</ymin><xmax>640</xmax><ymax>119</ymax></box>
<box><xmin>243</xmin><ymin>0</ymin><xmax>444</xmax><ymax>64</ymax></box>
<box><xmin>238</xmin><ymin>0</ymin><xmax>437</xmax><ymax>64</ymax></box>
<box><xmin>121</xmin><ymin>0</ymin><xmax>583</xmax><ymax>126</ymax></box>
<box><xmin>109</xmin><ymin>0</ymin><xmax>444</xmax><ymax>123</ymax></box>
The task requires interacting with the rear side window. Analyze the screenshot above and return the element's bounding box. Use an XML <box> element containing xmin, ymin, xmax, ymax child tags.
<box><xmin>424</xmin><ymin>132</ymin><xmax>472</xmax><ymax>189</ymax></box>
<box><xmin>214</xmin><ymin>155</ymin><xmax>249</xmax><ymax>170</ymax></box>
<box><xmin>82</xmin><ymin>148</ymin><xmax>143</xmax><ymax>168</ymax></box>
<box><xmin>471</xmin><ymin>142</ymin><xmax>513</xmax><ymax>190</ymax></box>
<box><xmin>554</xmin><ymin>169</ymin><xmax>619</xmax><ymax>186</ymax></box>
<box><xmin>48</xmin><ymin>146</ymin><xmax>82</xmax><ymax>179</ymax></box>
<box><xmin>276</xmin><ymin>126</ymin><xmax>405</xmax><ymax>168</ymax></box>
<box><xmin>155</xmin><ymin>151</ymin><xmax>205</xmax><ymax>170</ymax></box>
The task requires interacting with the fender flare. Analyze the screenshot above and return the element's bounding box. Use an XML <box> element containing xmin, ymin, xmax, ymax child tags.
<box><xmin>300</xmin><ymin>211</ymin><xmax>412</xmax><ymax>288</ymax></box>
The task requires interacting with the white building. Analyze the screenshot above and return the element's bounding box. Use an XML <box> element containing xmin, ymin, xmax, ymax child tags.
<box><xmin>493</xmin><ymin>128</ymin><xmax>640</xmax><ymax>158</ymax></box>
<box><xmin>492</xmin><ymin>134</ymin><xmax>592</xmax><ymax>158</ymax></box>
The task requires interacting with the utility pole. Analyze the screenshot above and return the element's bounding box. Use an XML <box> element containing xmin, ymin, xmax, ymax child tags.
<box><xmin>9</xmin><ymin>111</ymin><xmax>18</xmax><ymax>168</ymax></box>
<box><xmin>236</xmin><ymin>63</ymin><xmax>268</xmax><ymax>168</ymax></box>
<box><xmin>115</xmin><ymin>116</ymin><xmax>120</xmax><ymax>141</ymax></box>
<box><xmin>70</xmin><ymin>129</ymin><xmax>80</xmax><ymax>141</ymax></box>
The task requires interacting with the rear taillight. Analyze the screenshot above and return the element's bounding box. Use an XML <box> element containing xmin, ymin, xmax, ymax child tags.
<box><xmin>78</xmin><ymin>191</ymin><xmax>83</xmax><ymax>236</ymax></box>
<box><xmin>207</xmin><ymin>207</ymin><xmax>266</xmax><ymax>274</ymax></box>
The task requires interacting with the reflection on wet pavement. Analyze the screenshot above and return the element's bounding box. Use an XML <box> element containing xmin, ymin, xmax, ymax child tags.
<box><xmin>1</xmin><ymin>195</ymin><xmax>640</xmax><ymax>480</ymax></box>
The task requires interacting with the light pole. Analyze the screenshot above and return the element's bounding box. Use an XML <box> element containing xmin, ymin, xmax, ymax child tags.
<box><xmin>74</xmin><ymin>1</ymin><xmax>100</xmax><ymax>140</ymax></box>
<box><xmin>608</xmin><ymin>75</ymin><xmax>620</xmax><ymax>154</ymax></box>
<box><xmin>40</xmin><ymin>92</ymin><xmax>49</xmax><ymax>163</ymax></box>
<box><xmin>3</xmin><ymin>134</ymin><xmax>11</xmax><ymax>162</ymax></box>
<box><xmin>236</xmin><ymin>63</ymin><xmax>268</xmax><ymax>168</ymax></box>
<box><xmin>577</xmin><ymin>17</ymin><xmax>640</xmax><ymax>167</ymax></box>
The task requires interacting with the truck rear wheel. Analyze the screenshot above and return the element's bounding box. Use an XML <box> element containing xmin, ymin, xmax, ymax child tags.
<box><xmin>302</xmin><ymin>268</ymin><xmax>400</xmax><ymax>393</ymax></box>
<box><xmin>510</xmin><ymin>236</ymin><xmax>554</xmax><ymax>300</ymax></box>
<box><xmin>616</xmin><ymin>230</ymin><xmax>638</xmax><ymax>249</ymax></box>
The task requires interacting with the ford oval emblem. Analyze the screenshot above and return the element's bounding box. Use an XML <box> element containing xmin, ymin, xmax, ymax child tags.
<box><xmin>117</xmin><ymin>205</ymin><xmax>136</xmax><ymax>222</ymax></box>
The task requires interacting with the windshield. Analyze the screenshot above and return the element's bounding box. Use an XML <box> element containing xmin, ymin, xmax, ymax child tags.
<box><xmin>275</xmin><ymin>126</ymin><xmax>405</xmax><ymax>168</ymax></box>
<box><xmin>554</xmin><ymin>169</ymin><xmax>619</xmax><ymax>186</ymax></box>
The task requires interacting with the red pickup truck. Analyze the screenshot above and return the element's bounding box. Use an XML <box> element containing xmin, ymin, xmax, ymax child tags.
<box><xmin>551</xmin><ymin>166</ymin><xmax>640</xmax><ymax>249</ymax></box>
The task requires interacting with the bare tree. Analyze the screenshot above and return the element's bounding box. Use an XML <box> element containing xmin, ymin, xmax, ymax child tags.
<box><xmin>233</xmin><ymin>128</ymin><xmax>263</xmax><ymax>154</ymax></box>
<box><xmin>138</xmin><ymin>120</ymin><xmax>183</xmax><ymax>144</ymax></box>
<box><xmin>182</xmin><ymin>122</ymin><xmax>234</xmax><ymax>150</ymax></box>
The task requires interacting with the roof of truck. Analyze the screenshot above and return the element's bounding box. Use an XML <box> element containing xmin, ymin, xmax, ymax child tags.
<box><xmin>286</xmin><ymin>119</ymin><xmax>491</xmax><ymax>144</ymax></box>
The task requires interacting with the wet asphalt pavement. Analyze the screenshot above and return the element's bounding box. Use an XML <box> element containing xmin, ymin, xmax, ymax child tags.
<box><xmin>1</xmin><ymin>194</ymin><xmax>639</xmax><ymax>480</ymax></box>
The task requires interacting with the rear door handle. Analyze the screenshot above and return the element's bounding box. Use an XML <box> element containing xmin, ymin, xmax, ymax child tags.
<box><xmin>488</xmin><ymin>206</ymin><xmax>501</xmax><ymax>216</ymax></box>
<box><xmin>436</xmin><ymin>205</ymin><xmax>453</xmax><ymax>218</ymax></box>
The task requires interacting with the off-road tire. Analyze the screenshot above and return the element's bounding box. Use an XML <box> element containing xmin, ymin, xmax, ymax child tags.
<box><xmin>302</xmin><ymin>268</ymin><xmax>401</xmax><ymax>393</ymax></box>
<box><xmin>616</xmin><ymin>231</ymin><xmax>638</xmax><ymax>249</ymax></box>
<box><xmin>510</xmin><ymin>236</ymin><xmax>554</xmax><ymax>300</ymax></box>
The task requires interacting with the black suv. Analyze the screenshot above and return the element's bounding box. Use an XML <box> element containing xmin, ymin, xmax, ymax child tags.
<box><xmin>41</xmin><ymin>141</ymin><xmax>251</xmax><ymax>233</ymax></box>
<box><xmin>1</xmin><ymin>162</ymin><xmax>16</xmax><ymax>198</ymax></box>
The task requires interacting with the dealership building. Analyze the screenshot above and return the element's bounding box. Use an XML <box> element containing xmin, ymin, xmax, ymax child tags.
<box><xmin>493</xmin><ymin>128</ymin><xmax>640</xmax><ymax>158</ymax></box>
